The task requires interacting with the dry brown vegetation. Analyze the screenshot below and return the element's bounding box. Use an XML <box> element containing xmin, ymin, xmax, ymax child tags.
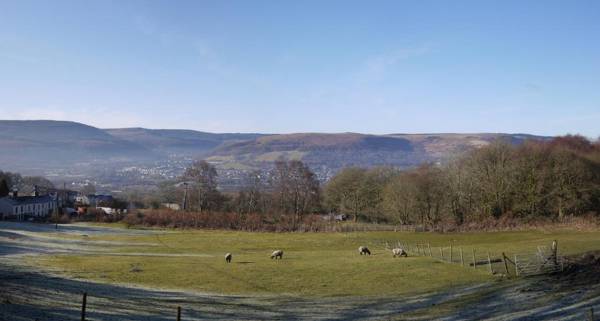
<box><xmin>123</xmin><ymin>210</ymin><xmax>331</xmax><ymax>232</ymax></box>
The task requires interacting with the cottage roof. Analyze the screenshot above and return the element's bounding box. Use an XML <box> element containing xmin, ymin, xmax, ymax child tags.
<box><xmin>0</xmin><ymin>195</ymin><xmax>55</xmax><ymax>206</ymax></box>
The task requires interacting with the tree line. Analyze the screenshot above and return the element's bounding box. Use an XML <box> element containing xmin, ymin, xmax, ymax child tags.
<box><xmin>134</xmin><ymin>159</ymin><xmax>320</xmax><ymax>230</ymax></box>
<box><xmin>324</xmin><ymin>135</ymin><xmax>600</xmax><ymax>228</ymax></box>
<box><xmin>144</xmin><ymin>135</ymin><xmax>599</xmax><ymax>230</ymax></box>
<box><xmin>177</xmin><ymin>159</ymin><xmax>320</xmax><ymax>219</ymax></box>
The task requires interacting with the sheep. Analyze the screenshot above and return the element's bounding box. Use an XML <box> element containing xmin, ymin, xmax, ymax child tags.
<box><xmin>392</xmin><ymin>248</ymin><xmax>408</xmax><ymax>258</ymax></box>
<box><xmin>225</xmin><ymin>253</ymin><xmax>232</xmax><ymax>263</ymax></box>
<box><xmin>271</xmin><ymin>250</ymin><xmax>283</xmax><ymax>259</ymax></box>
<box><xmin>358</xmin><ymin>246</ymin><xmax>371</xmax><ymax>255</ymax></box>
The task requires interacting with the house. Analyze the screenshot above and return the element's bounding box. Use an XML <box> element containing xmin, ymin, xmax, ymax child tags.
<box><xmin>97</xmin><ymin>207</ymin><xmax>116</xmax><ymax>215</ymax></box>
<box><xmin>75</xmin><ymin>194</ymin><xmax>114</xmax><ymax>207</ymax></box>
<box><xmin>75</xmin><ymin>194</ymin><xmax>96</xmax><ymax>206</ymax></box>
<box><xmin>161</xmin><ymin>203</ymin><xmax>181</xmax><ymax>211</ymax></box>
<box><xmin>320</xmin><ymin>213</ymin><xmax>349</xmax><ymax>222</ymax></box>
<box><xmin>0</xmin><ymin>191</ymin><xmax>57</xmax><ymax>221</ymax></box>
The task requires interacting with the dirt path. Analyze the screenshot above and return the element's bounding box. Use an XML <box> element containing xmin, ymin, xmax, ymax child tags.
<box><xmin>1</xmin><ymin>222</ymin><xmax>598</xmax><ymax>320</ymax></box>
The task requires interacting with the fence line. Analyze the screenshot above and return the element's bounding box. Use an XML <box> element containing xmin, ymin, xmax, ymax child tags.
<box><xmin>381</xmin><ymin>239</ymin><xmax>564</xmax><ymax>278</ymax></box>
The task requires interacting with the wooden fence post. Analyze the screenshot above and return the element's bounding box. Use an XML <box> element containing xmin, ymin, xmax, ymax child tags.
<box><xmin>449</xmin><ymin>244</ymin><xmax>453</xmax><ymax>263</ymax></box>
<box><xmin>487</xmin><ymin>252</ymin><xmax>493</xmax><ymax>274</ymax></box>
<box><xmin>552</xmin><ymin>240</ymin><xmax>558</xmax><ymax>266</ymax></box>
<box><xmin>472</xmin><ymin>249</ymin><xmax>476</xmax><ymax>269</ymax></box>
<box><xmin>514</xmin><ymin>254</ymin><xmax>519</xmax><ymax>276</ymax></box>
<box><xmin>588</xmin><ymin>307</ymin><xmax>594</xmax><ymax>321</ymax></box>
<box><xmin>81</xmin><ymin>292</ymin><xmax>87</xmax><ymax>321</ymax></box>
<box><xmin>440</xmin><ymin>247</ymin><xmax>444</xmax><ymax>260</ymax></box>
<box><xmin>460</xmin><ymin>247</ymin><xmax>464</xmax><ymax>267</ymax></box>
<box><xmin>177</xmin><ymin>306</ymin><xmax>181</xmax><ymax>321</ymax></box>
<box><xmin>502</xmin><ymin>252</ymin><xmax>510</xmax><ymax>277</ymax></box>
<box><xmin>428</xmin><ymin>243</ymin><xmax>432</xmax><ymax>257</ymax></box>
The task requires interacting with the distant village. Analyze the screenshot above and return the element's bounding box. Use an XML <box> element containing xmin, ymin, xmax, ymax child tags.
<box><xmin>36</xmin><ymin>156</ymin><xmax>335</xmax><ymax>193</ymax></box>
<box><xmin>0</xmin><ymin>185</ymin><xmax>126</xmax><ymax>221</ymax></box>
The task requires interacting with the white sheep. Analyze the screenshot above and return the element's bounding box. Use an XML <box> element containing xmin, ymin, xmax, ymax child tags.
<box><xmin>225</xmin><ymin>253</ymin><xmax>232</xmax><ymax>263</ymax></box>
<box><xmin>392</xmin><ymin>248</ymin><xmax>408</xmax><ymax>258</ymax></box>
<box><xmin>271</xmin><ymin>250</ymin><xmax>283</xmax><ymax>259</ymax></box>
<box><xmin>358</xmin><ymin>246</ymin><xmax>371</xmax><ymax>255</ymax></box>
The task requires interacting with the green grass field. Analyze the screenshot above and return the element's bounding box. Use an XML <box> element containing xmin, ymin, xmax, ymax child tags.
<box><xmin>32</xmin><ymin>226</ymin><xmax>600</xmax><ymax>297</ymax></box>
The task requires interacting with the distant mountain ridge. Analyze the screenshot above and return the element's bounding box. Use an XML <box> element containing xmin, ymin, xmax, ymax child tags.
<box><xmin>104</xmin><ymin>127</ymin><xmax>265</xmax><ymax>156</ymax></box>
<box><xmin>0</xmin><ymin>120</ymin><xmax>151</xmax><ymax>168</ymax></box>
<box><xmin>206</xmin><ymin>132</ymin><xmax>551</xmax><ymax>174</ymax></box>
<box><xmin>0</xmin><ymin>120</ymin><xmax>552</xmax><ymax>178</ymax></box>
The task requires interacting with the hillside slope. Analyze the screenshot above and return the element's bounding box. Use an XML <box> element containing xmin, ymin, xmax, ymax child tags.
<box><xmin>0</xmin><ymin>120</ymin><xmax>551</xmax><ymax>183</ymax></box>
<box><xmin>207</xmin><ymin>132</ymin><xmax>550</xmax><ymax>174</ymax></box>
<box><xmin>0</xmin><ymin>120</ymin><xmax>151</xmax><ymax>168</ymax></box>
<box><xmin>104</xmin><ymin>128</ymin><xmax>264</xmax><ymax>156</ymax></box>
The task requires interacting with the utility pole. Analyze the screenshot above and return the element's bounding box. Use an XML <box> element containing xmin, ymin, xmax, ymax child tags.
<box><xmin>63</xmin><ymin>182</ymin><xmax>67</xmax><ymax>208</ymax></box>
<box><xmin>54</xmin><ymin>185</ymin><xmax>60</xmax><ymax>230</ymax></box>
<box><xmin>182</xmin><ymin>182</ymin><xmax>188</xmax><ymax>211</ymax></box>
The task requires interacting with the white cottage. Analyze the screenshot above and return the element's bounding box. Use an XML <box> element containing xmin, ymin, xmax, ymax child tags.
<box><xmin>0</xmin><ymin>193</ymin><xmax>57</xmax><ymax>220</ymax></box>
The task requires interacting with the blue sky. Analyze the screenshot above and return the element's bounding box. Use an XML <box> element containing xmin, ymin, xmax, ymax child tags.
<box><xmin>0</xmin><ymin>0</ymin><xmax>599</xmax><ymax>137</ymax></box>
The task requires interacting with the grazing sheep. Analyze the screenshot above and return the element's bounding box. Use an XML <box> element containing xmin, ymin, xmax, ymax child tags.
<box><xmin>392</xmin><ymin>248</ymin><xmax>408</xmax><ymax>258</ymax></box>
<box><xmin>358</xmin><ymin>246</ymin><xmax>371</xmax><ymax>255</ymax></box>
<box><xmin>271</xmin><ymin>250</ymin><xmax>283</xmax><ymax>259</ymax></box>
<box><xmin>225</xmin><ymin>253</ymin><xmax>232</xmax><ymax>263</ymax></box>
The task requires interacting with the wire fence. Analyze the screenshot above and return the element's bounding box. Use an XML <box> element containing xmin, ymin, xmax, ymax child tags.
<box><xmin>380</xmin><ymin>239</ymin><xmax>565</xmax><ymax>278</ymax></box>
<box><xmin>514</xmin><ymin>245</ymin><xmax>565</xmax><ymax>276</ymax></box>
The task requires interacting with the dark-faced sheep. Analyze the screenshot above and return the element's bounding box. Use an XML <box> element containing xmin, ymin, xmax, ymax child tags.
<box><xmin>358</xmin><ymin>246</ymin><xmax>371</xmax><ymax>255</ymax></box>
<box><xmin>225</xmin><ymin>253</ymin><xmax>232</xmax><ymax>263</ymax></box>
<box><xmin>392</xmin><ymin>248</ymin><xmax>407</xmax><ymax>258</ymax></box>
<box><xmin>271</xmin><ymin>250</ymin><xmax>283</xmax><ymax>259</ymax></box>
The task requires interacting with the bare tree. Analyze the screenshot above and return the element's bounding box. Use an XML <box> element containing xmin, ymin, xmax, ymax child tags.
<box><xmin>324</xmin><ymin>167</ymin><xmax>367</xmax><ymax>222</ymax></box>
<box><xmin>234</xmin><ymin>170</ymin><xmax>266</xmax><ymax>215</ymax></box>
<box><xmin>182</xmin><ymin>160</ymin><xmax>224</xmax><ymax>212</ymax></box>
<box><xmin>270</xmin><ymin>160</ymin><xmax>320</xmax><ymax>225</ymax></box>
<box><xmin>469</xmin><ymin>140</ymin><xmax>516</xmax><ymax>218</ymax></box>
<box><xmin>382</xmin><ymin>172</ymin><xmax>416</xmax><ymax>224</ymax></box>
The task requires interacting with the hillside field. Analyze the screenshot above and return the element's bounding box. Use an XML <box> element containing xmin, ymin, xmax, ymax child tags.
<box><xmin>29</xmin><ymin>225</ymin><xmax>600</xmax><ymax>297</ymax></box>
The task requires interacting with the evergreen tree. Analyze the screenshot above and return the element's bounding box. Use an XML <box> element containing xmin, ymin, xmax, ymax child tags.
<box><xmin>0</xmin><ymin>179</ymin><xmax>9</xmax><ymax>197</ymax></box>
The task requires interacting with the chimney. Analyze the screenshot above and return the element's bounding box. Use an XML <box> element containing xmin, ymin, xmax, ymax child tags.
<box><xmin>33</xmin><ymin>185</ymin><xmax>39</xmax><ymax>197</ymax></box>
<box><xmin>10</xmin><ymin>189</ymin><xmax>18</xmax><ymax>198</ymax></box>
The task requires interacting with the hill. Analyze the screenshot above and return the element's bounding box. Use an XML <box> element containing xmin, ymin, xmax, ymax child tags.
<box><xmin>0</xmin><ymin>120</ymin><xmax>551</xmax><ymax>187</ymax></box>
<box><xmin>104</xmin><ymin>128</ymin><xmax>264</xmax><ymax>156</ymax></box>
<box><xmin>0</xmin><ymin>120</ymin><xmax>151</xmax><ymax>169</ymax></box>
<box><xmin>206</xmin><ymin>132</ymin><xmax>550</xmax><ymax>175</ymax></box>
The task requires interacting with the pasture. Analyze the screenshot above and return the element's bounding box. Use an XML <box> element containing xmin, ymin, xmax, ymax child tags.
<box><xmin>30</xmin><ymin>225</ymin><xmax>600</xmax><ymax>297</ymax></box>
